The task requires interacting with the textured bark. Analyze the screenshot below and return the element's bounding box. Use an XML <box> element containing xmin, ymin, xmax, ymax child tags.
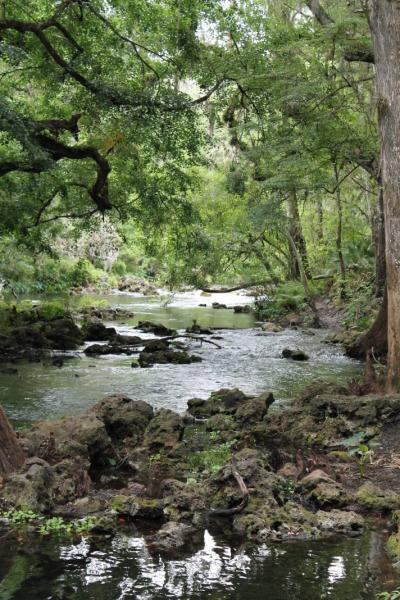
<box><xmin>373</xmin><ymin>186</ymin><xmax>386</xmax><ymax>297</ymax></box>
<box><xmin>0</xmin><ymin>405</ymin><xmax>25</xmax><ymax>476</ymax></box>
<box><xmin>347</xmin><ymin>288</ymin><xmax>387</xmax><ymax>359</ymax></box>
<box><xmin>369</xmin><ymin>1</ymin><xmax>400</xmax><ymax>390</ymax></box>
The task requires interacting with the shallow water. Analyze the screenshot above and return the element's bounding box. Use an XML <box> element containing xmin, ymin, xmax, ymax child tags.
<box><xmin>0</xmin><ymin>529</ymin><xmax>376</xmax><ymax>600</ymax></box>
<box><xmin>0</xmin><ymin>291</ymin><xmax>362</xmax><ymax>426</ymax></box>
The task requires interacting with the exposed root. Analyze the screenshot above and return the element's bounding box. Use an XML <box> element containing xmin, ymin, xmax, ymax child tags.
<box><xmin>209</xmin><ymin>459</ymin><xmax>249</xmax><ymax>517</ymax></box>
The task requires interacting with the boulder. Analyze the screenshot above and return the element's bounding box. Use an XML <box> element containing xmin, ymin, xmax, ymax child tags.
<box><xmin>12</xmin><ymin>317</ymin><xmax>82</xmax><ymax>350</ymax></box>
<box><xmin>92</xmin><ymin>395</ymin><xmax>154</xmax><ymax>443</ymax></box>
<box><xmin>26</xmin><ymin>413</ymin><xmax>111</xmax><ymax>463</ymax></box>
<box><xmin>144</xmin><ymin>409</ymin><xmax>184</xmax><ymax>449</ymax></box>
<box><xmin>315</xmin><ymin>509</ymin><xmax>364</xmax><ymax>535</ymax></box>
<box><xmin>308</xmin><ymin>482</ymin><xmax>349</xmax><ymax>508</ymax></box>
<box><xmin>138</xmin><ymin>350</ymin><xmax>201</xmax><ymax>367</ymax></box>
<box><xmin>109</xmin><ymin>495</ymin><xmax>163</xmax><ymax>519</ymax></box>
<box><xmin>187</xmin><ymin>388</ymin><xmax>249</xmax><ymax>418</ymax></box>
<box><xmin>136</xmin><ymin>321</ymin><xmax>176</xmax><ymax>337</ymax></box>
<box><xmin>2</xmin><ymin>461</ymin><xmax>54</xmax><ymax>512</ymax></box>
<box><xmin>235</xmin><ymin>394</ymin><xmax>275</xmax><ymax>425</ymax></box>
<box><xmin>356</xmin><ymin>483</ymin><xmax>400</xmax><ymax>511</ymax></box>
<box><xmin>147</xmin><ymin>521</ymin><xmax>196</xmax><ymax>552</ymax></box>
<box><xmin>81</xmin><ymin>320</ymin><xmax>118</xmax><ymax>341</ymax></box>
<box><xmin>299</xmin><ymin>469</ymin><xmax>336</xmax><ymax>490</ymax></box>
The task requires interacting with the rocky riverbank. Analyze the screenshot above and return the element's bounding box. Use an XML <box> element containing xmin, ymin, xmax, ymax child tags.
<box><xmin>2</xmin><ymin>382</ymin><xmax>400</xmax><ymax>565</ymax></box>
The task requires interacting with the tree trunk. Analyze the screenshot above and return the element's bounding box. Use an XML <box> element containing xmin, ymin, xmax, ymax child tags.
<box><xmin>347</xmin><ymin>287</ymin><xmax>388</xmax><ymax>359</ymax></box>
<box><xmin>0</xmin><ymin>405</ymin><xmax>25</xmax><ymax>476</ymax></box>
<box><xmin>287</xmin><ymin>230</ymin><xmax>320</xmax><ymax>326</ymax></box>
<box><xmin>368</xmin><ymin>1</ymin><xmax>400</xmax><ymax>391</ymax></box>
<box><xmin>373</xmin><ymin>185</ymin><xmax>386</xmax><ymax>297</ymax></box>
<box><xmin>287</xmin><ymin>191</ymin><xmax>312</xmax><ymax>280</ymax></box>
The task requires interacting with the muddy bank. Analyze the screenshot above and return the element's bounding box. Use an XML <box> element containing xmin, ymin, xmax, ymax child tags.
<box><xmin>2</xmin><ymin>382</ymin><xmax>400</xmax><ymax>571</ymax></box>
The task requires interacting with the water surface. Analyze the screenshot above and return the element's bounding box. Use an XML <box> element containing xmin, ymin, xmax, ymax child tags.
<box><xmin>0</xmin><ymin>291</ymin><xmax>361</xmax><ymax>426</ymax></box>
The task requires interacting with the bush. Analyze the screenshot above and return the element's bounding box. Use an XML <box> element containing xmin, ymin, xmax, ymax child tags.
<box><xmin>256</xmin><ymin>281</ymin><xmax>307</xmax><ymax>321</ymax></box>
<box><xmin>111</xmin><ymin>259</ymin><xmax>127</xmax><ymax>276</ymax></box>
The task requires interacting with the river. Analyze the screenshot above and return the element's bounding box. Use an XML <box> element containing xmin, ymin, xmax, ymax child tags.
<box><xmin>0</xmin><ymin>290</ymin><xmax>382</xmax><ymax>600</ymax></box>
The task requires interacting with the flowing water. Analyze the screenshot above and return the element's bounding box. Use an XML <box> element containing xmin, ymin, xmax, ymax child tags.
<box><xmin>1</xmin><ymin>291</ymin><xmax>382</xmax><ymax>599</ymax></box>
<box><xmin>0</xmin><ymin>291</ymin><xmax>361</xmax><ymax>426</ymax></box>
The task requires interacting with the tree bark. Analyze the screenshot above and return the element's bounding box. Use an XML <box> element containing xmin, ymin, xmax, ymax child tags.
<box><xmin>373</xmin><ymin>185</ymin><xmax>386</xmax><ymax>297</ymax></box>
<box><xmin>0</xmin><ymin>405</ymin><xmax>25</xmax><ymax>476</ymax></box>
<box><xmin>368</xmin><ymin>1</ymin><xmax>400</xmax><ymax>391</ymax></box>
<box><xmin>347</xmin><ymin>287</ymin><xmax>387</xmax><ymax>359</ymax></box>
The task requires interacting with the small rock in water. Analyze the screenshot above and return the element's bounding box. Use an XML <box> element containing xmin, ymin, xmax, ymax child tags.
<box><xmin>282</xmin><ymin>348</ymin><xmax>309</xmax><ymax>361</ymax></box>
<box><xmin>234</xmin><ymin>305</ymin><xmax>253</xmax><ymax>314</ymax></box>
<box><xmin>212</xmin><ymin>302</ymin><xmax>228</xmax><ymax>309</ymax></box>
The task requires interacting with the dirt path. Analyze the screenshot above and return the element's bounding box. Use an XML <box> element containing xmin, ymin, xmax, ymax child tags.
<box><xmin>315</xmin><ymin>297</ymin><xmax>345</xmax><ymax>331</ymax></box>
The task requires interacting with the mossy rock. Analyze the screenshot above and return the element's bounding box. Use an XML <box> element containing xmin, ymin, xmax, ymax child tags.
<box><xmin>356</xmin><ymin>483</ymin><xmax>400</xmax><ymax>511</ymax></box>
<box><xmin>109</xmin><ymin>495</ymin><xmax>163</xmax><ymax>519</ymax></box>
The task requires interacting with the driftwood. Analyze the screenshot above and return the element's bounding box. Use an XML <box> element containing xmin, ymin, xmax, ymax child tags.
<box><xmin>209</xmin><ymin>460</ymin><xmax>249</xmax><ymax>517</ymax></box>
<box><xmin>167</xmin><ymin>334</ymin><xmax>222</xmax><ymax>349</ymax></box>
<box><xmin>0</xmin><ymin>405</ymin><xmax>25</xmax><ymax>476</ymax></box>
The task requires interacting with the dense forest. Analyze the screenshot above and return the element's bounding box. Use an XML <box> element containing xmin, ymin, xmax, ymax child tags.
<box><xmin>1</xmin><ymin>1</ymin><xmax>400</xmax><ymax>598</ymax></box>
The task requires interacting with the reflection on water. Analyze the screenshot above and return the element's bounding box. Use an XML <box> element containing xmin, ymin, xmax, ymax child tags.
<box><xmin>0</xmin><ymin>292</ymin><xmax>362</xmax><ymax>426</ymax></box>
<box><xmin>0</xmin><ymin>530</ymin><xmax>374</xmax><ymax>600</ymax></box>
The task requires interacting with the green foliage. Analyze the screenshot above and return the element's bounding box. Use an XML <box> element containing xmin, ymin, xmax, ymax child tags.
<box><xmin>255</xmin><ymin>282</ymin><xmax>307</xmax><ymax>320</ymax></box>
<box><xmin>2</xmin><ymin>509</ymin><xmax>96</xmax><ymax>537</ymax></box>
<box><xmin>377</xmin><ymin>590</ymin><xmax>400</xmax><ymax>600</ymax></box>
<box><xmin>187</xmin><ymin>432</ymin><xmax>236</xmax><ymax>477</ymax></box>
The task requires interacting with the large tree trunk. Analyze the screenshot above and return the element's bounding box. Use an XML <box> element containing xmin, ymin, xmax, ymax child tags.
<box><xmin>368</xmin><ymin>1</ymin><xmax>400</xmax><ymax>391</ymax></box>
<box><xmin>287</xmin><ymin>191</ymin><xmax>312</xmax><ymax>280</ymax></box>
<box><xmin>0</xmin><ymin>405</ymin><xmax>25</xmax><ymax>476</ymax></box>
<box><xmin>347</xmin><ymin>287</ymin><xmax>388</xmax><ymax>359</ymax></box>
<box><xmin>373</xmin><ymin>185</ymin><xmax>386</xmax><ymax>297</ymax></box>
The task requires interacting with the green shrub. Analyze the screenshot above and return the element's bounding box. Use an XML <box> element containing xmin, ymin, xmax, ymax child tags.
<box><xmin>111</xmin><ymin>259</ymin><xmax>127</xmax><ymax>276</ymax></box>
<box><xmin>256</xmin><ymin>281</ymin><xmax>307</xmax><ymax>321</ymax></box>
